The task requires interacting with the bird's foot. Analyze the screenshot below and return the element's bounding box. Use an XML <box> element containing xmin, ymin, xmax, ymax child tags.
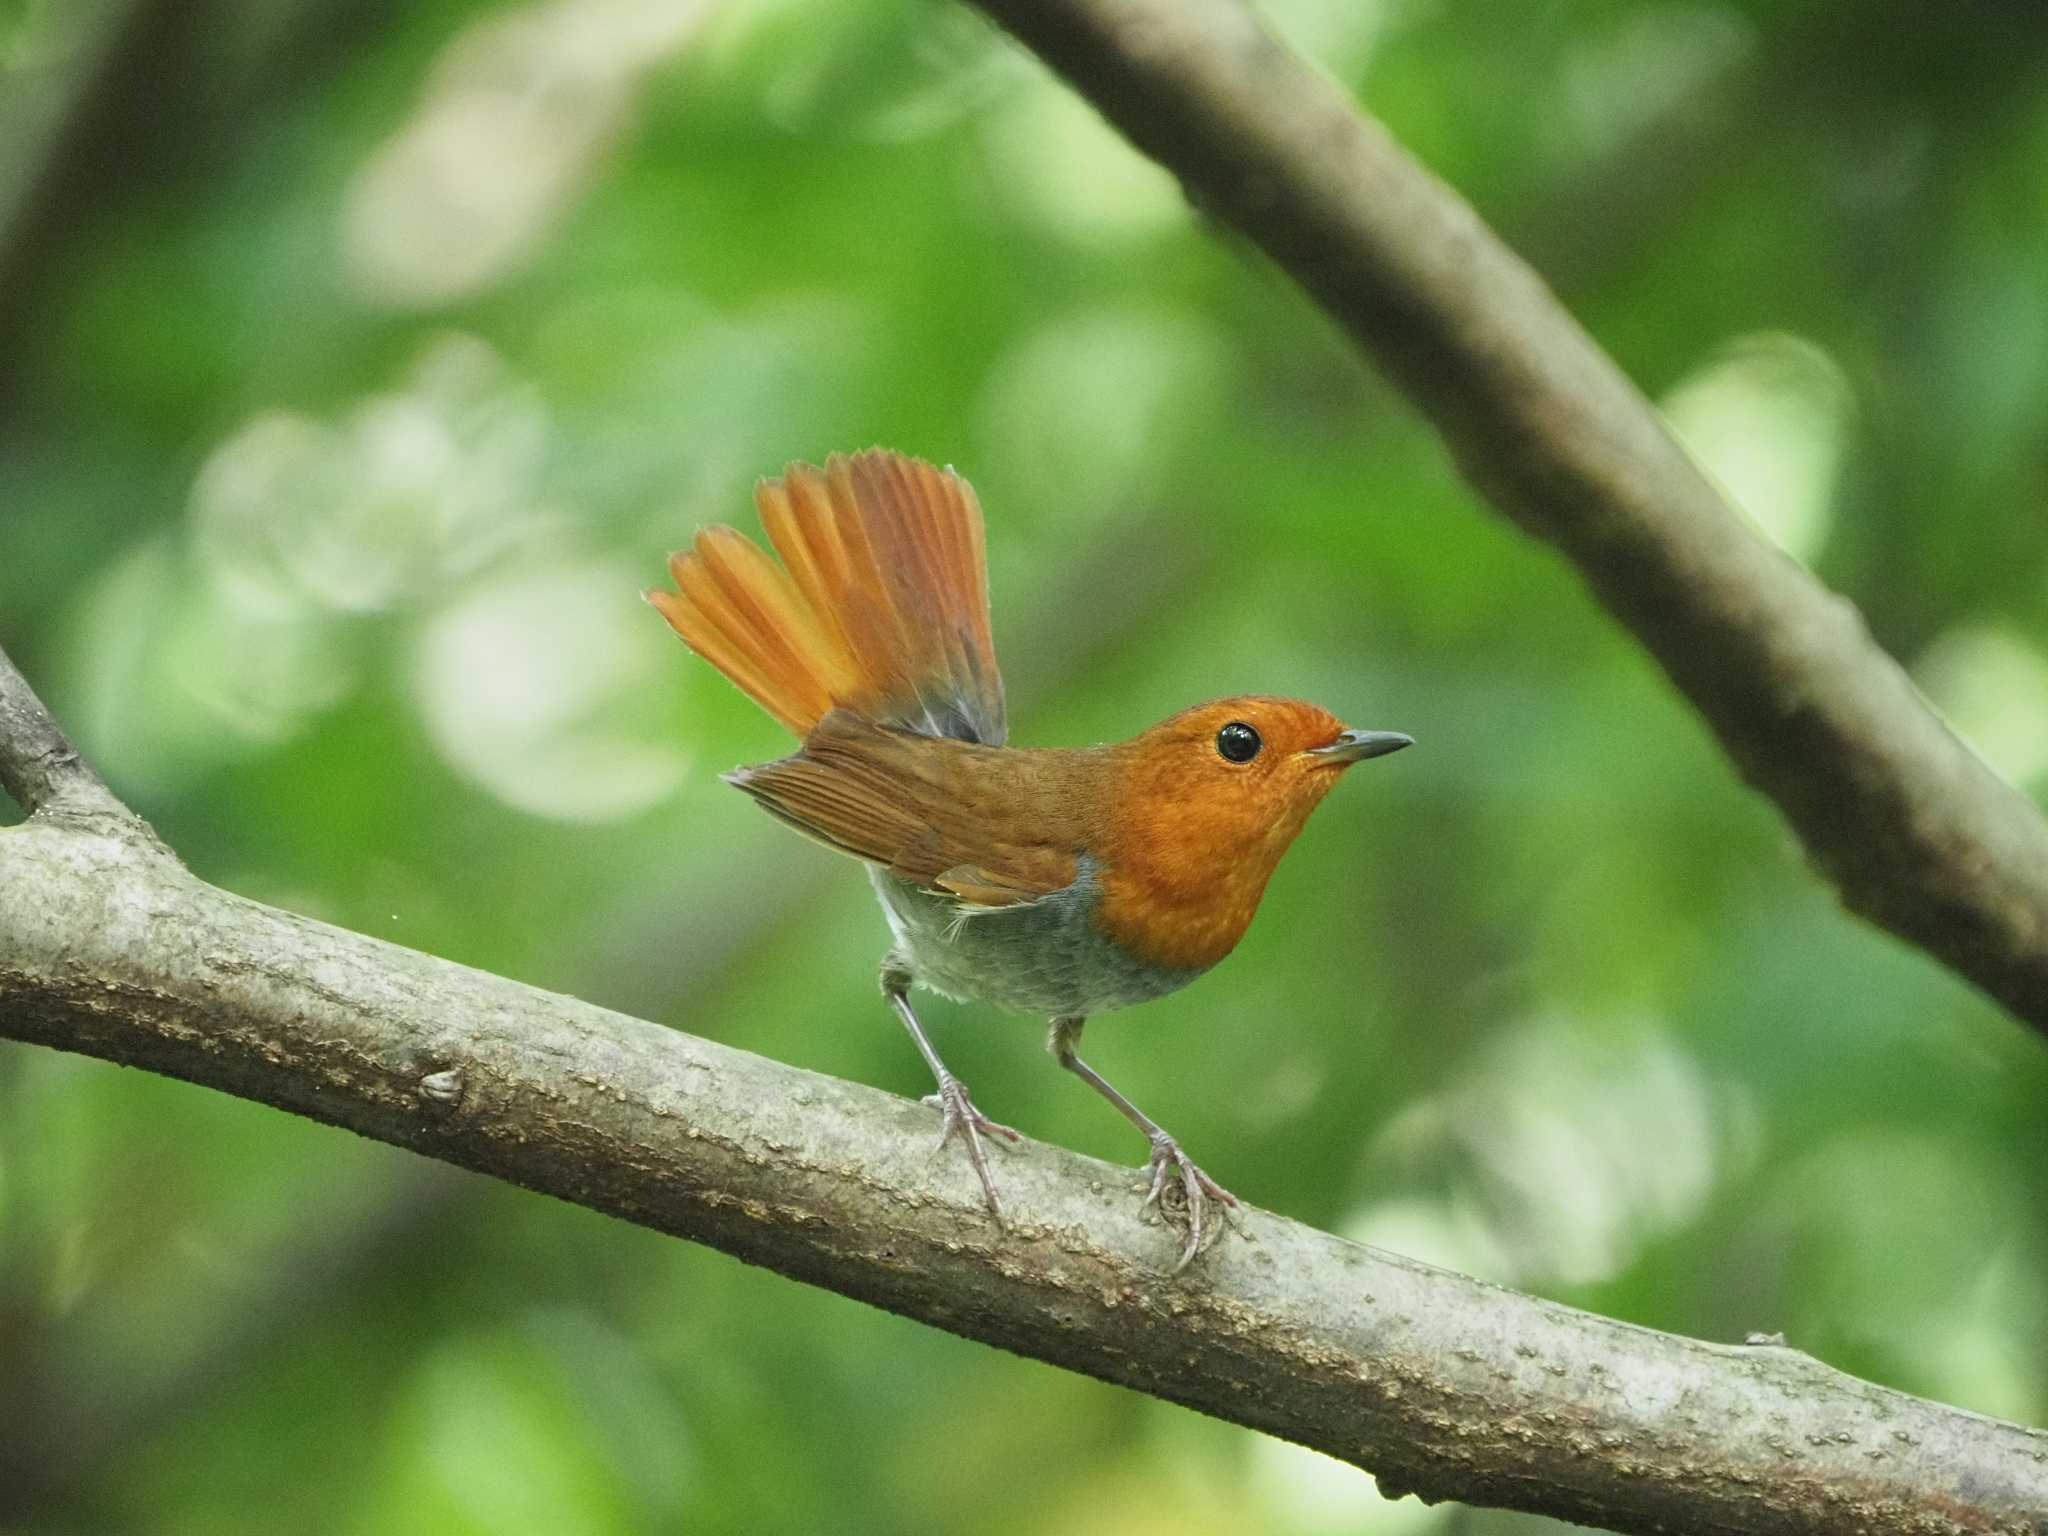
<box><xmin>921</xmin><ymin>1076</ymin><xmax>1021</xmax><ymax>1227</ymax></box>
<box><xmin>1141</xmin><ymin>1131</ymin><xmax>1238</xmax><ymax>1274</ymax></box>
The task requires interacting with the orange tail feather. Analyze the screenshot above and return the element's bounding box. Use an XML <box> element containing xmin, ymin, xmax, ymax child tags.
<box><xmin>651</xmin><ymin>450</ymin><xmax>1008</xmax><ymax>744</ymax></box>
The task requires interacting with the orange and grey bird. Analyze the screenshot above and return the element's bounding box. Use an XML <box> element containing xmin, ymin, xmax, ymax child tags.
<box><xmin>650</xmin><ymin>449</ymin><xmax>1410</xmax><ymax>1268</ymax></box>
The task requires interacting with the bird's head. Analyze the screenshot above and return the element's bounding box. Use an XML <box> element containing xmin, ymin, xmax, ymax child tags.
<box><xmin>1115</xmin><ymin>694</ymin><xmax>1409</xmax><ymax>854</ymax></box>
<box><xmin>1092</xmin><ymin>696</ymin><xmax>1411</xmax><ymax>971</ymax></box>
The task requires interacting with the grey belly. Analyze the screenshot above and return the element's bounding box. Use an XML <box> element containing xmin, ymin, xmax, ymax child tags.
<box><xmin>868</xmin><ymin>859</ymin><xmax>1201</xmax><ymax>1017</ymax></box>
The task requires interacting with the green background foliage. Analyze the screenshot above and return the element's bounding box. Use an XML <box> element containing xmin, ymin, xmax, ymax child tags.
<box><xmin>3</xmin><ymin>0</ymin><xmax>2045</xmax><ymax>1530</ymax></box>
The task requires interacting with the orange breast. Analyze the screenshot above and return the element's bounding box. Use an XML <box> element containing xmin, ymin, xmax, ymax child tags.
<box><xmin>1092</xmin><ymin>863</ymin><xmax>1268</xmax><ymax>975</ymax></box>
<box><xmin>1086</xmin><ymin>792</ymin><xmax>1296</xmax><ymax>976</ymax></box>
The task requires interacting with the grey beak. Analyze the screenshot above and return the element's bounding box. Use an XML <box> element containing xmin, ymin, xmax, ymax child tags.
<box><xmin>1310</xmin><ymin>728</ymin><xmax>1414</xmax><ymax>765</ymax></box>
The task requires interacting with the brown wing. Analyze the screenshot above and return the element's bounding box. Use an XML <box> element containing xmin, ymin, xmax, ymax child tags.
<box><xmin>724</xmin><ymin>711</ymin><xmax>1075</xmax><ymax>908</ymax></box>
<box><xmin>652</xmin><ymin>449</ymin><xmax>1007</xmax><ymax>745</ymax></box>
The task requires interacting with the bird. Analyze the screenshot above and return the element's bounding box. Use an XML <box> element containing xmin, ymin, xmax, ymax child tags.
<box><xmin>650</xmin><ymin>449</ymin><xmax>1411</xmax><ymax>1270</ymax></box>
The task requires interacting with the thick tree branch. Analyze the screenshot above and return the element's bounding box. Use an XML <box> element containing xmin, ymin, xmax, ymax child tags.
<box><xmin>0</xmin><ymin>656</ymin><xmax>2042</xmax><ymax>1535</ymax></box>
<box><xmin>963</xmin><ymin>0</ymin><xmax>2048</xmax><ymax>1038</ymax></box>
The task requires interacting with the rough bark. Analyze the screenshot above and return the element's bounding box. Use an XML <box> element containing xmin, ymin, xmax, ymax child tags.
<box><xmin>962</xmin><ymin>0</ymin><xmax>2048</xmax><ymax>1039</ymax></box>
<box><xmin>1</xmin><ymin>654</ymin><xmax>2044</xmax><ymax>1535</ymax></box>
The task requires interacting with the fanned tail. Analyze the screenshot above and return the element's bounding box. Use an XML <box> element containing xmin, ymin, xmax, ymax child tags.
<box><xmin>650</xmin><ymin>450</ymin><xmax>1007</xmax><ymax>744</ymax></box>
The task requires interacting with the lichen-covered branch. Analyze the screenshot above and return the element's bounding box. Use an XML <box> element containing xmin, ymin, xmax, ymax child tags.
<box><xmin>0</xmin><ymin>655</ymin><xmax>2042</xmax><ymax>1536</ymax></box>
<box><xmin>963</xmin><ymin>0</ymin><xmax>2048</xmax><ymax>1039</ymax></box>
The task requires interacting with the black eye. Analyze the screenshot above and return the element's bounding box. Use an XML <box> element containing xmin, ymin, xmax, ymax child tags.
<box><xmin>1216</xmin><ymin>721</ymin><xmax>1261</xmax><ymax>763</ymax></box>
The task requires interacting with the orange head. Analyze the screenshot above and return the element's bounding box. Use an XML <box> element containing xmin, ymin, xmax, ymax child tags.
<box><xmin>1091</xmin><ymin>696</ymin><xmax>1411</xmax><ymax>975</ymax></box>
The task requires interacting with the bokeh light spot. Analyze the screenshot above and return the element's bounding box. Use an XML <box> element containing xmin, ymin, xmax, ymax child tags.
<box><xmin>1662</xmin><ymin>332</ymin><xmax>1851</xmax><ymax>563</ymax></box>
<box><xmin>343</xmin><ymin>0</ymin><xmax>710</xmax><ymax>310</ymax></box>
<box><xmin>1915</xmin><ymin>624</ymin><xmax>2048</xmax><ymax>791</ymax></box>
<box><xmin>413</xmin><ymin>558</ymin><xmax>688</xmax><ymax>822</ymax></box>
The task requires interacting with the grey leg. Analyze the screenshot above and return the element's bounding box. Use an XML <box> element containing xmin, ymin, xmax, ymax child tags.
<box><xmin>1048</xmin><ymin>1015</ymin><xmax>1236</xmax><ymax>1273</ymax></box>
<box><xmin>881</xmin><ymin>951</ymin><xmax>1018</xmax><ymax>1225</ymax></box>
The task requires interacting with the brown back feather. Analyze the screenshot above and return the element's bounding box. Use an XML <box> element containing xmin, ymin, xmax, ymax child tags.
<box><xmin>725</xmin><ymin>712</ymin><xmax>1080</xmax><ymax>907</ymax></box>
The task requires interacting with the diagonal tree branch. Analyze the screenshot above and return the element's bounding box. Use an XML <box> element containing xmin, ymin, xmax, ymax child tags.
<box><xmin>962</xmin><ymin>0</ymin><xmax>2048</xmax><ymax>1040</ymax></box>
<box><xmin>2</xmin><ymin>655</ymin><xmax>2044</xmax><ymax>1534</ymax></box>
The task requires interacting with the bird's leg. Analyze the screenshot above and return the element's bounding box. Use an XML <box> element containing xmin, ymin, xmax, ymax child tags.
<box><xmin>1048</xmin><ymin>1015</ymin><xmax>1237</xmax><ymax>1273</ymax></box>
<box><xmin>881</xmin><ymin>952</ymin><xmax>1019</xmax><ymax>1226</ymax></box>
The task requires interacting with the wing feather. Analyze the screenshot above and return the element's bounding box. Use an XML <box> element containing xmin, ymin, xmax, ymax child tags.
<box><xmin>724</xmin><ymin>711</ymin><xmax>1073</xmax><ymax>907</ymax></box>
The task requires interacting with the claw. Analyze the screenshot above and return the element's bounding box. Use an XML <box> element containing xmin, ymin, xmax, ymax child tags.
<box><xmin>922</xmin><ymin>1075</ymin><xmax>1019</xmax><ymax>1227</ymax></box>
<box><xmin>1142</xmin><ymin>1131</ymin><xmax>1238</xmax><ymax>1273</ymax></box>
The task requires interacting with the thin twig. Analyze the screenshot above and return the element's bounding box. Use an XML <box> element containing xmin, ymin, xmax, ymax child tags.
<box><xmin>0</xmin><ymin>646</ymin><xmax>137</xmax><ymax>832</ymax></box>
<box><xmin>963</xmin><ymin>0</ymin><xmax>2048</xmax><ymax>1040</ymax></box>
